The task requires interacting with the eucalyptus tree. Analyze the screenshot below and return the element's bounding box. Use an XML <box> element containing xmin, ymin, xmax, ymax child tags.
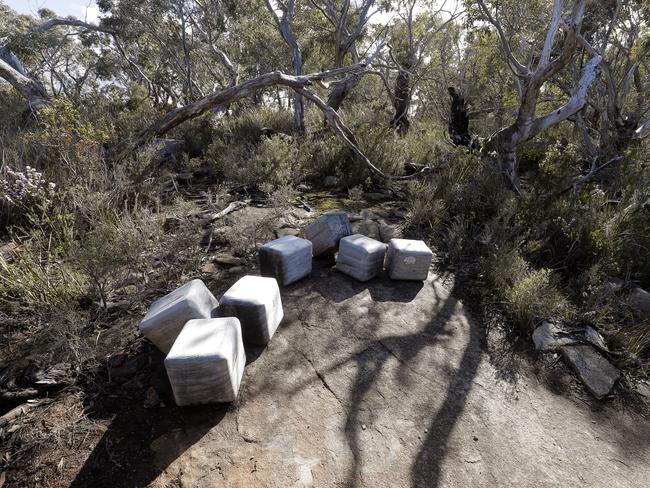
<box><xmin>264</xmin><ymin>0</ymin><xmax>306</xmax><ymax>131</ymax></box>
<box><xmin>309</xmin><ymin>0</ymin><xmax>387</xmax><ymax>110</ymax></box>
<box><xmin>471</xmin><ymin>0</ymin><xmax>603</xmax><ymax>192</ymax></box>
<box><xmin>378</xmin><ymin>0</ymin><xmax>461</xmax><ymax>133</ymax></box>
<box><xmin>572</xmin><ymin>0</ymin><xmax>650</xmax><ymax>159</ymax></box>
<box><xmin>0</xmin><ymin>6</ymin><xmax>114</xmax><ymax>111</ymax></box>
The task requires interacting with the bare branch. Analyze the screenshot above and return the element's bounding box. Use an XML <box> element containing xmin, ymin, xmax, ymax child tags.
<box><xmin>29</xmin><ymin>18</ymin><xmax>115</xmax><ymax>35</ymax></box>
<box><xmin>0</xmin><ymin>57</ymin><xmax>49</xmax><ymax>110</ymax></box>
<box><xmin>530</xmin><ymin>54</ymin><xmax>602</xmax><ymax>136</ymax></box>
<box><xmin>475</xmin><ymin>0</ymin><xmax>530</xmax><ymax>77</ymax></box>
<box><xmin>634</xmin><ymin>118</ymin><xmax>650</xmax><ymax>138</ymax></box>
<box><xmin>113</xmin><ymin>64</ymin><xmax>369</xmax><ymax>158</ymax></box>
<box><xmin>294</xmin><ymin>86</ymin><xmax>432</xmax><ymax>180</ymax></box>
<box><xmin>538</xmin><ymin>0</ymin><xmax>564</xmax><ymax>69</ymax></box>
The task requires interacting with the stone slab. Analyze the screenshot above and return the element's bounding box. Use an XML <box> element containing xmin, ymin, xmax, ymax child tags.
<box><xmin>532</xmin><ymin>321</ymin><xmax>579</xmax><ymax>351</ymax></box>
<box><xmin>561</xmin><ymin>344</ymin><xmax>620</xmax><ymax>399</ymax></box>
<box><xmin>164</xmin><ymin>317</ymin><xmax>245</xmax><ymax>406</ymax></box>
<box><xmin>304</xmin><ymin>211</ymin><xmax>352</xmax><ymax>256</ymax></box>
<box><xmin>139</xmin><ymin>279</ymin><xmax>219</xmax><ymax>353</ymax></box>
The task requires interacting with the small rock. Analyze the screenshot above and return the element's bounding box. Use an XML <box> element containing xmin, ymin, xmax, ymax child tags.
<box><xmin>603</xmin><ymin>277</ymin><xmax>625</xmax><ymax>296</ymax></box>
<box><xmin>629</xmin><ymin>287</ymin><xmax>650</xmax><ymax>316</ymax></box>
<box><xmin>560</xmin><ymin>345</ymin><xmax>620</xmax><ymax>399</ymax></box>
<box><xmin>201</xmin><ymin>262</ymin><xmax>218</xmax><ymax>274</ymax></box>
<box><xmin>378</xmin><ymin>221</ymin><xmax>398</xmax><ymax>243</ymax></box>
<box><xmin>473</xmin><ymin>436</ymin><xmax>478</xmax><ymax>441</ymax></box>
<box><xmin>361</xmin><ymin>424</ymin><xmax>366</xmax><ymax>430</ymax></box>
<box><xmin>276</xmin><ymin>227</ymin><xmax>301</xmax><ymax>238</ymax></box>
<box><xmin>229</xmin><ymin>266</ymin><xmax>244</xmax><ymax>274</ymax></box>
<box><xmin>143</xmin><ymin>387</ymin><xmax>160</xmax><ymax>408</ymax></box>
<box><xmin>532</xmin><ymin>321</ymin><xmax>578</xmax><ymax>351</ymax></box>
<box><xmin>351</xmin><ymin>219</ymin><xmax>380</xmax><ymax>240</ymax></box>
<box><xmin>636</xmin><ymin>381</ymin><xmax>650</xmax><ymax>400</ymax></box>
<box><xmin>214</xmin><ymin>253</ymin><xmax>243</xmax><ymax>266</ymax></box>
<box><xmin>360</xmin><ymin>209</ymin><xmax>380</xmax><ymax>220</ymax></box>
<box><xmin>289</xmin><ymin>209</ymin><xmax>310</xmax><ymax>220</ymax></box>
<box><xmin>584</xmin><ymin>326</ymin><xmax>609</xmax><ymax>352</ymax></box>
<box><xmin>323</xmin><ymin>176</ymin><xmax>339</xmax><ymax>188</ymax></box>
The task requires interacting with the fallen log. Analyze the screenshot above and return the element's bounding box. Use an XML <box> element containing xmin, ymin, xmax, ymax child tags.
<box><xmin>0</xmin><ymin>400</ymin><xmax>44</xmax><ymax>428</ymax></box>
<box><xmin>208</xmin><ymin>201</ymin><xmax>248</xmax><ymax>222</ymax></box>
<box><xmin>0</xmin><ymin>389</ymin><xmax>39</xmax><ymax>405</ymax></box>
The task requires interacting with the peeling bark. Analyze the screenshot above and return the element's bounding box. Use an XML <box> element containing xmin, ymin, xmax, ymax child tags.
<box><xmin>478</xmin><ymin>0</ymin><xmax>601</xmax><ymax>192</ymax></box>
<box><xmin>0</xmin><ymin>58</ymin><xmax>50</xmax><ymax>111</ymax></box>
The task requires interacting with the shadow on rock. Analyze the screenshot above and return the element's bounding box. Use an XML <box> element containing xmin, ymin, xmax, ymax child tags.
<box><xmin>69</xmin><ymin>343</ymin><xmax>229</xmax><ymax>488</ymax></box>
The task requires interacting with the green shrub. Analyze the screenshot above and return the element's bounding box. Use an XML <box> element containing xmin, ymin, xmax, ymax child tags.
<box><xmin>0</xmin><ymin>242</ymin><xmax>86</xmax><ymax>313</ymax></box>
<box><xmin>73</xmin><ymin>207</ymin><xmax>162</xmax><ymax>308</ymax></box>
<box><xmin>482</xmin><ymin>246</ymin><xmax>571</xmax><ymax>332</ymax></box>
<box><xmin>219</xmin><ymin>134</ymin><xmax>297</xmax><ymax>187</ymax></box>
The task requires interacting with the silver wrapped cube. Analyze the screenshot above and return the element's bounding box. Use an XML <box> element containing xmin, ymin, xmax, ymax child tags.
<box><xmin>259</xmin><ymin>236</ymin><xmax>312</xmax><ymax>286</ymax></box>
<box><xmin>139</xmin><ymin>279</ymin><xmax>219</xmax><ymax>353</ymax></box>
<box><xmin>304</xmin><ymin>211</ymin><xmax>352</xmax><ymax>256</ymax></box>
<box><xmin>164</xmin><ymin>317</ymin><xmax>245</xmax><ymax>406</ymax></box>
<box><xmin>336</xmin><ymin>234</ymin><xmax>387</xmax><ymax>282</ymax></box>
<box><xmin>386</xmin><ymin>238</ymin><xmax>432</xmax><ymax>281</ymax></box>
<box><xmin>218</xmin><ymin>275</ymin><xmax>284</xmax><ymax>345</ymax></box>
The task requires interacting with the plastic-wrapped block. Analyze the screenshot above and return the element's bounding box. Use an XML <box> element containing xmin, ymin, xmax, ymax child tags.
<box><xmin>259</xmin><ymin>236</ymin><xmax>312</xmax><ymax>286</ymax></box>
<box><xmin>304</xmin><ymin>211</ymin><xmax>352</xmax><ymax>256</ymax></box>
<box><xmin>164</xmin><ymin>317</ymin><xmax>245</xmax><ymax>406</ymax></box>
<box><xmin>336</xmin><ymin>234</ymin><xmax>387</xmax><ymax>282</ymax></box>
<box><xmin>386</xmin><ymin>238</ymin><xmax>433</xmax><ymax>281</ymax></box>
<box><xmin>218</xmin><ymin>275</ymin><xmax>284</xmax><ymax>345</ymax></box>
<box><xmin>139</xmin><ymin>279</ymin><xmax>219</xmax><ymax>353</ymax></box>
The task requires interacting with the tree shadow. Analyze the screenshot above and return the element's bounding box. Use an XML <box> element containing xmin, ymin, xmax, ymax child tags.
<box><xmin>282</xmin><ymin>276</ymin><xmax>482</xmax><ymax>488</ymax></box>
<box><xmin>306</xmin><ymin>258</ymin><xmax>424</xmax><ymax>304</ymax></box>
<box><xmin>68</xmin><ymin>343</ymin><xmax>230</xmax><ymax>488</ymax></box>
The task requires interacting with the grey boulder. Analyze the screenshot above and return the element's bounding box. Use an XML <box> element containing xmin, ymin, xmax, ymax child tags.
<box><xmin>561</xmin><ymin>345</ymin><xmax>620</xmax><ymax>399</ymax></box>
<box><xmin>304</xmin><ymin>211</ymin><xmax>352</xmax><ymax>256</ymax></box>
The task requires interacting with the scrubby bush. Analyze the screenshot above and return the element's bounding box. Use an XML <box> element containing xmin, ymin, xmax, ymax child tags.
<box><xmin>482</xmin><ymin>246</ymin><xmax>571</xmax><ymax>332</ymax></box>
<box><xmin>0</xmin><ymin>164</ymin><xmax>57</xmax><ymax>231</ymax></box>
<box><xmin>73</xmin><ymin>207</ymin><xmax>162</xmax><ymax>308</ymax></box>
<box><xmin>0</xmin><ymin>244</ymin><xmax>86</xmax><ymax>314</ymax></box>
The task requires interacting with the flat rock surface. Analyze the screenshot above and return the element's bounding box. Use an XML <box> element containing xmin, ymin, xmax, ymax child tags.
<box><xmin>76</xmin><ymin>263</ymin><xmax>650</xmax><ymax>488</ymax></box>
